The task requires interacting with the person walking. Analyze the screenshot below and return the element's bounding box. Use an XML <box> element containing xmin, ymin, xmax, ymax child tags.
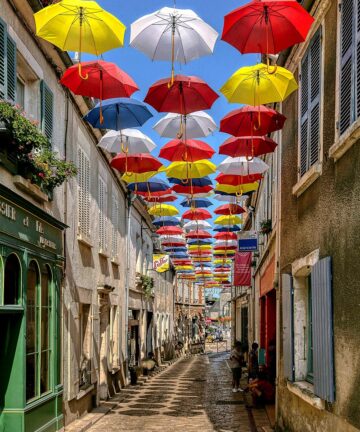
<box><xmin>228</xmin><ymin>341</ymin><xmax>244</xmax><ymax>393</ymax></box>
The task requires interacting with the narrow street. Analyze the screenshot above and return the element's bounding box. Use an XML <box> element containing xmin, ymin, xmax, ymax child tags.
<box><xmin>88</xmin><ymin>352</ymin><xmax>272</xmax><ymax>432</ymax></box>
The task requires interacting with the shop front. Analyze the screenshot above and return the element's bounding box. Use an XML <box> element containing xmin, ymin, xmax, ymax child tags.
<box><xmin>0</xmin><ymin>185</ymin><xmax>65</xmax><ymax>432</ymax></box>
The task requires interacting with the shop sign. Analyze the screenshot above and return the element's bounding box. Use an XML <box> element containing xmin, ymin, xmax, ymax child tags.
<box><xmin>153</xmin><ymin>254</ymin><xmax>170</xmax><ymax>273</ymax></box>
<box><xmin>233</xmin><ymin>252</ymin><xmax>252</xmax><ymax>286</ymax></box>
<box><xmin>238</xmin><ymin>230</ymin><xmax>258</xmax><ymax>251</ymax></box>
<box><xmin>0</xmin><ymin>195</ymin><xmax>62</xmax><ymax>254</ymax></box>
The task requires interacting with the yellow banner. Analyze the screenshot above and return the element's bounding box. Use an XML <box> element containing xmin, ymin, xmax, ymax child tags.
<box><xmin>153</xmin><ymin>254</ymin><xmax>170</xmax><ymax>273</ymax></box>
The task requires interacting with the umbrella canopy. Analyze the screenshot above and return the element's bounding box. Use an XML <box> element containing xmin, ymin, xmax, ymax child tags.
<box><xmin>144</xmin><ymin>194</ymin><xmax>177</xmax><ymax>203</ymax></box>
<box><xmin>215</xmin><ymin>240</ymin><xmax>238</xmax><ymax>247</ymax></box>
<box><xmin>215</xmin><ymin>182</ymin><xmax>259</xmax><ymax>195</ymax></box>
<box><xmin>180</xmin><ymin>198</ymin><xmax>212</xmax><ymax>208</ymax></box>
<box><xmin>127</xmin><ymin>178</ymin><xmax>169</xmax><ymax>193</ymax></box>
<box><xmin>182</xmin><ymin>209</ymin><xmax>212</xmax><ymax>220</ymax></box>
<box><xmin>152</xmin><ymin>216</ymin><xmax>180</xmax><ymax>227</ymax></box>
<box><xmin>216</xmin><ymin>173</ymin><xmax>262</xmax><ymax>185</ymax></box>
<box><xmin>219</xmin><ymin>136</ymin><xmax>277</xmax><ymax>158</ymax></box>
<box><xmin>170</xmin><ymin>253</ymin><xmax>189</xmax><ymax>259</ymax></box>
<box><xmin>183</xmin><ymin>220</ymin><xmax>212</xmax><ymax>231</ymax></box>
<box><xmin>122</xmin><ymin>171</ymin><xmax>158</xmax><ymax>183</ymax></box>
<box><xmin>156</xmin><ymin>226</ymin><xmax>183</xmax><ymax>236</ymax></box>
<box><xmin>111</xmin><ymin>153</ymin><xmax>162</xmax><ymax>174</ymax></box>
<box><xmin>186</xmin><ymin>230</ymin><xmax>212</xmax><ymax>239</ymax></box>
<box><xmin>222</xmin><ymin>0</ymin><xmax>314</xmax><ymax>55</ymax></box>
<box><xmin>213</xmin><ymin>225</ymin><xmax>241</xmax><ymax>232</ymax></box>
<box><xmin>148</xmin><ymin>204</ymin><xmax>179</xmax><ymax>216</ymax></box>
<box><xmin>214</xmin><ymin>204</ymin><xmax>245</xmax><ymax>215</ymax></box>
<box><xmin>220</xmin><ymin>105</ymin><xmax>286</xmax><ymax>137</ymax></box>
<box><xmin>144</xmin><ymin>75</ymin><xmax>219</xmax><ymax>115</ymax></box>
<box><xmin>214</xmin><ymin>232</ymin><xmax>238</xmax><ymax>240</ymax></box>
<box><xmin>166</xmin><ymin>160</ymin><xmax>216</xmax><ymax>179</ymax></box>
<box><xmin>188</xmin><ymin>245</ymin><xmax>212</xmax><ymax>250</ymax></box>
<box><xmin>187</xmin><ymin>239</ymin><xmax>213</xmax><ymax>245</ymax></box>
<box><xmin>98</xmin><ymin>129</ymin><xmax>155</xmax><ymax>154</ymax></box>
<box><xmin>214</xmin><ymin>215</ymin><xmax>242</xmax><ymax>225</ymax></box>
<box><xmin>169</xmin><ymin>177</ymin><xmax>213</xmax><ymax>187</ymax></box>
<box><xmin>172</xmin><ymin>184</ymin><xmax>213</xmax><ymax>194</ymax></box>
<box><xmin>178</xmin><ymin>192</ymin><xmax>214</xmax><ymax>198</ymax></box>
<box><xmin>218</xmin><ymin>156</ymin><xmax>269</xmax><ymax>175</ymax></box>
<box><xmin>164</xmin><ymin>246</ymin><xmax>187</xmax><ymax>252</ymax></box>
<box><xmin>154</xmin><ymin>111</ymin><xmax>216</xmax><ymax>138</ymax></box>
<box><xmin>220</xmin><ymin>64</ymin><xmax>298</xmax><ymax>105</ymax></box>
<box><xmin>214</xmin><ymin>194</ymin><xmax>249</xmax><ymax>203</ymax></box>
<box><xmin>159</xmin><ymin>139</ymin><xmax>215</xmax><ymax>162</ymax></box>
<box><xmin>85</xmin><ymin>98</ymin><xmax>153</xmax><ymax>130</ymax></box>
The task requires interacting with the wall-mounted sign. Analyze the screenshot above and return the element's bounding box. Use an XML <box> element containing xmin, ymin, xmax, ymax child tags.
<box><xmin>233</xmin><ymin>252</ymin><xmax>252</xmax><ymax>287</ymax></box>
<box><xmin>238</xmin><ymin>230</ymin><xmax>258</xmax><ymax>252</ymax></box>
<box><xmin>153</xmin><ymin>254</ymin><xmax>170</xmax><ymax>273</ymax></box>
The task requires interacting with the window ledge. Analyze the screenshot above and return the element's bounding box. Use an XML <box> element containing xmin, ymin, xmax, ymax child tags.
<box><xmin>77</xmin><ymin>234</ymin><xmax>93</xmax><ymax>248</ymax></box>
<box><xmin>292</xmin><ymin>163</ymin><xmax>322</xmax><ymax>198</ymax></box>
<box><xmin>76</xmin><ymin>384</ymin><xmax>95</xmax><ymax>401</ymax></box>
<box><xmin>13</xmin><ymin>175</ymin><xmax>49</xmax><ymax>203</ymax></box>
<box><xmin>287</xmin><ymin>381</ymin><xmax>325</xmax><ymax>411</ymax></box>
<box><xmin>98</xmin><ymin>249</ymin><xmax>110</xmax><ymax>259</ymax></box>
<box><xmin>330</xmin><ymin>119</ymin><xmax>360</xmax><ymax>162</ymax></box>
<box><xmin>111</xmin><ymin>258</ymin><xmax>120</xmax><ymax>266</ymax></box>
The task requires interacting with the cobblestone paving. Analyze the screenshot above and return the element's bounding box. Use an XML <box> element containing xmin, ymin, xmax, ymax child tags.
<box><xmin>88</xmin><ymin>353</ymin><xmax>272</xmax><ymax>432</ymax></box>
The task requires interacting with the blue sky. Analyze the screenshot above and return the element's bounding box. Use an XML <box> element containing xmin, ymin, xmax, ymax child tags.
<box><xmin>84</xmin><ymin>0</ymin><xmax>258</xmax><ymax>219</ymax></box>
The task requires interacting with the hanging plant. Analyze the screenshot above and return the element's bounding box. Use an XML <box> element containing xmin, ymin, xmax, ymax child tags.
<box><xmin>259</xmin><ymin>219</ymin><xmax>272</xmax><ymax>235</ymax></box>
<box><xmin>141</xmin><ymin>275</ymin><xmax>154</xmax><ymax>299</ymax></box>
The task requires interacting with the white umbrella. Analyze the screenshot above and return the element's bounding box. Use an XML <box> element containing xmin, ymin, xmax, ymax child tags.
<box><xmin>98</xmin><ymin>129</ymin><xmax>156</xmax><ymax>154</ymax></box>
<box><xmin>160</xmin><ymin>235</ymin><xmax>186</xmax><ymax>243</ymax></box>
<box><xmin>217</xmin><ymin>157</ymin><xmax>269</xmax><ymax>175</ymax></box>
<box><xmin>178</xmin><ymin>192</ymin><xmax>214</xmax><ymax>198</ymax></box>
<box><xmin>183</xmin><ymin>220</ymin><xmax>212</xmax><ymax>231</ymax></box>
<box><xmin>214</xmin><ymin>240</ymin><xmax>238</xmax><ymax>248</ymax></box>
<box><xmin>214</xmin><ymin>194</ymin><xmax>249</xmax><ymax>203</ymax></box>
<box><xmin>153</xmin><ymin>111</ymin><xmax>217</xmax><ymax>138</ymax></box>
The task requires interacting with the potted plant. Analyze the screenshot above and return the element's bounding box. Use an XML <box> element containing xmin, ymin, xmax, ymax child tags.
<box><xmin>259</xmin><ymin>219</ymin><xmax>272</xmax><ymax>235</ymax></box>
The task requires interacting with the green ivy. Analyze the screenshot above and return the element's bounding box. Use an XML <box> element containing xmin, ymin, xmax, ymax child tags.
<box><xmin>141</xmin><ymin>275</ymin><xmax>154</xmax><ymax>299</ymax></box>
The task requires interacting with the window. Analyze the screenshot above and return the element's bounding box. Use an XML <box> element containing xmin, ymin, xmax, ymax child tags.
<box><xmin>40</xmin><ymin>80</ymin><xmax>54</xmax><ymax>142</ymax></box>
<box><xmin>0</xmin><ymin>18</ymin><xmax>16</xmax><ymax>102</ymax></box>
<box><xmin>79</xmin><ymin>303</ymin><xmax>91</xmax><ymax>389</ymax></box>
<box><xmin>26</xmin><ymin>261</ymin><xmax>38</xmax><ymax>401</ymax></box>
<box><xmin>16</xmin><ymin>77</ymin><xmax>25</xmax><ymax>108</ymax></box>
<box><xmin>40</xmin><ymin>265</ymin><xmax>52</xmax><ymax>394</ymax></box>
<box><xmin>306</xmin><ymin>275</ymin><xmax>313</xmax><ymax>383</ymax></box>
<box><xmin>339</xmin><ymin>0</ymin><xmax>360</xmax><ymax>135</ymax></box>
<box><xmin>111</xmin><ymin>193</ymin><xmax>119</xmax><ymax>259</ymax></box>
<box><xmin>4</xmin><ymin>253</ymin><xmax>21</xmax><ymax>305</ymax></box>
<box><xmin>299</xmin><ymin>30</ymin><xmax>322</xmax><ymax>177</ymax></box>
<box><xmin>98</xmin><ymin>176</ymin><xmax>107</xmax><ymax>251</ymax></box>
<box><xmin>77</xmin><ymin>147</ymin><xmax>90</xmax><ymax>238</ymax></box>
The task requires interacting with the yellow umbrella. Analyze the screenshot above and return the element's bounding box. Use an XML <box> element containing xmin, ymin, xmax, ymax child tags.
<box><xmin>166</xmin><ymin>160</ymin><xmax>216</xmax><ymax>179</ymax></box>
<box><xmin>192</xmin><ymin>257</ymin><xmax>212</xmax><ymax>262</ymax></box>
<box><xmin>214</xmin><ymin>258</ymin><xmax>232</xmax><ymax>265</ymax></box>
<box><xmin>220</xmin><ymin>63</ymin><xmax>298</xmax><ymax>106</ymax></box>
<box><xmin>188</xmin><ymin>245</ymin><xmax>212</xmax><ymax>251</ymax></box>
<box><xmin>215</xmin><ymin>182</ymin><xmax>259</xmax><ymax>195</ymax></box>
<box><xmin>122</xmin><ymin>171</ymin><xmax>158</xmax><ymax>183</ymax></box>
<box><xmin>148</xmin><ymin>204</ymin><xmax>179</xmax><ymax>216</ymax></box>
<box><xmin>213</xmin><ymin>250</ymin><xmax>236</xmax><ymax>255</ymax></box>
<box><xmin>34</xmin><ymin>0</ymin><xmax>126</xmax><ymax>78</ymax></box>
<box><xmin>214</xmin><ymin>215</ymin><xmax>242</xmax><ymax>225</ymax></box>
<box><xmin>176</xmin><ymin>266</ymin><xmax>194</xmax><ymax>271</ymax></box>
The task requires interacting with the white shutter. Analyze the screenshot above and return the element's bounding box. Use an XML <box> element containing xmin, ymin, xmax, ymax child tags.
<box><xmin>111</xmin><ymin>193</ymin><xmax>119</xmax><ymax>259</ymax></box>
<box><xmin>77</xmin><ymin>148</ymin><xmax>91</xmax><ymax>238</ymax></box>
<box><xmin>98</xmin><ymin>177</ymin><xmax>107</xmax><ymax>251</ymax></box>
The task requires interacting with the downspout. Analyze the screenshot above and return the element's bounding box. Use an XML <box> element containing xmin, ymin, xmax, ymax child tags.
<box><xmin>124</xmin><ymin>191</ymin><xmax>132</xmax><ymax>382</ymax></box>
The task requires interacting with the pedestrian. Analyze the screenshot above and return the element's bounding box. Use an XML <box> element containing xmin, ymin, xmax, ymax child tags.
<box><xmin>267</xmin><ymin>339</ymin><xmax>276</xmax><ymax>384</ymax></box>
<box><xmin>228</xmin><ymin>341</ymin><xmax>244</xmax><ymax>393</ymax></box>
<box><xmin>248</xmin><ymin>342</ymin><xmax>259</xmax><ymax>381</ymax></box>
<box><xmin>245</xmin><ymin>370</ymin><xmax>275</xmax><ymax>407</ymax></box>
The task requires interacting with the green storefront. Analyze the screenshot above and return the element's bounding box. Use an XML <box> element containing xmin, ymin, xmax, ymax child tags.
<box><xmin>0</xmin><ymin>184</ymin><xmax>65</xmax><ymax>432</ymax></box>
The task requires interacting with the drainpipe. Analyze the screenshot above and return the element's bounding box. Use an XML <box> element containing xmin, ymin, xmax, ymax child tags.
<box><xmin>124</xmin><ymin>191</ymin><xmax>133</xmax><ymax>382</ymax></box>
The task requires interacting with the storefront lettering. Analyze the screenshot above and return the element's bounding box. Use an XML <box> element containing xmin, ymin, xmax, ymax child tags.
<box><xmin>39</xmin><ymin>236</ymin><xmax>57</xmax><ymax>250</ymax></box>
<box><xmin>0</xmin><ymin>201</ymin><xmax>16</xmax><ymax>221</ymax></box>
<box><xmin>36</xmin><ymin>220</ymin><xmax>44</xmax><ymax>234</ymax></box>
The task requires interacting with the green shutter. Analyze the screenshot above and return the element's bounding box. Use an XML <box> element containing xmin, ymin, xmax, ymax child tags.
<box><xmin>0</xmin><ymin>19</ymin><xmax>6</xmax><ymax>99</ymax></box>
<box><xmin>40</xmin><ymin>80</ymin><xmax>54</xmax><ymax>142</ymax></box>
<box><xmin>6</xmin><ymin>35</ymin><xmax>16</xmax><ymax>102</ymax></box>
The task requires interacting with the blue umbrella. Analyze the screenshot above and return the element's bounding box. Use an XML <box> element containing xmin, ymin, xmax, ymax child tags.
<box><xmin>84</xmin><ymin>98</ymin><xmax>153</xmax><ymax>130</ymax></box>
<box><xmin>170</xmin><ymin>253</ymin><xmax>189</xmax><ymax>259</ymax></box>
<box><xmin>152</xmin><ymin>216</ymin><xmax>180</xmax><ymax>227</ymax></box>
<box><xmin>168</xmin><ymin>176</ymin><xmax>213</xmax><ymax>187</ymax></box>
<box><xmin>128</xmin><ymin>178</ymin><xmax>169</xmax><ymax>193</ymax></box>
<box><xmin>213</xmin><ymin>225</ymin><xmax>241</xmax><ymax>232</ymax></box>
<box><xmin>187</xmin><ymin>239</ymin><xmax>213</xmax><ymax>245</ymax></box>
<box><xmin>164</xmin><ymin>247</ymin><xmax>188</xmax><ymax>252</ymax></box>
<box><xmin>180</xmin><ymin>198</ymin><xmax>213</xmax><ymax>208</ymax></box>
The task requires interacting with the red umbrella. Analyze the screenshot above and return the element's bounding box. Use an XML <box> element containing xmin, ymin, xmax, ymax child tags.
<box><xmin>172</xmin><ymin>260</ymin><xmax>192</xmax><ymax>265</ymax></box>
<box><xmin>110</xmin><ymin>153</ymin><xmax>162</xmax><ymax>174</ymax></box>
<box><xmin>162</xmin><ymin>241</ymin><xmax>185</xmax><ymax>247</ymax></box>
<box><xmin>222</xmin><ymin>0</ymin><xmax>314</xmax><ymax>55</ymax></box>
<box><xmin>186</xmin><ymin>230</ymin><xmax>212</xmax><ymax>239</ymax></box>
<box><xmin>156</xmin><ymin>226</ymin><xmax>183</xmax><ymax>235</ymax></box>
<box><xmin>136</xmin><ymin>189</ymin><xmax>173</xmax><ymax>197</ymax></box>
<box><xmin>144</xmin><ymin>75</ymin><xmax>219</xmax><ymax>115</ymax></box>
<box><xmin>159</xmin><ymin>139</ymin><xmax>215</xmax><ymax>162</ymax></box>
<box><xmin>214</xmin><ymin>204</ymin><xmax>245</xmax><ymax>215</ymax></box>
<box><xmin>216</xmin><ymin>173</ymin><xmax>263</xmax><ymax>185</ymax></box>
<box><xmin>60</xmin><ymin>61</ymin><xmax>138</xmax><ymax>99</ymax></box>
<box><xmin>219</xmin><ymin>136</ymin><xmax>277</xmax><ymax>159</ymax></box>
<box><xmin>214</xmin><ymin>267</ymin><xmax>232</xmax><ymax>272</ymax></box>
<box><xmin>220</xmin><ymin>105</ymin><xmax>286</xmax><ymax>137</ymax></box>
<box><xmin>172</xmin><ymin>184</ymin><xmax>213</xmax><ymax>195</ymax></box>
<box><xmin>182</xmin><ymin>209</ymin><xmax>212</xmax><ymax>220</ymax></box>
<box><xmin>144</xmin><ymin>195</ymin><xmax>177</xmax><ymax>203</ymax></box>
<box><xmin>214</xmin><ymin>232</ymin><xmax>237</xmax><ymax>240</ymax></box>
<box><xmin>214</xmin><ymin>245</ymin><xmax>237</xmax><ymax>251</ymax></box>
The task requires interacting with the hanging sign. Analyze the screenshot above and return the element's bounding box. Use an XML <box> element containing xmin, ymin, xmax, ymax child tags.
<box><xmin>233</xmin><ymin>252</ymin><xmax>252</xmax><ymax>286</ymax></box>
<box><xmin>153</xmin><ymin>254</ymin><xmax>170</xmax><ymax>273</ymax></box>
<box><xmin>238</xmin><ymin>230</ymin><xmax>258</xmax><ymax>252</ymax></box>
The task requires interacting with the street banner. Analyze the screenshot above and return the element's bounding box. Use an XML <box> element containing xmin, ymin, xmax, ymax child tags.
<box><xmin>233</xmin><ymin>252</ymin><xmax>252</xmax><ymax>286</ymax></box>
<box><xmin>153</xmin><ymin>254</ymin><xmax>170</xmax><ymax>273</ymax></box>
<box><xmin>238</xmin><ymin>230</ymin><xmax>258</xmax><ymax>252</ymax></box>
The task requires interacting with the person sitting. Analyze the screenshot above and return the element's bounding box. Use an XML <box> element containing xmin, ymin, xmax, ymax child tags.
<box><xmin>245</xmin><ymin>370</ymin><xmax>275</xmax><ymax>407</ymax></box>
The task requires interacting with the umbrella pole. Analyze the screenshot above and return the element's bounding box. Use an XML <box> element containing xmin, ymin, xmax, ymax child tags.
<box><xmin>264</xmin><ymin>11</ymin><xmax>277</xmax><ymax>75</ymax></box>
<box><xmin>168</xmin><ymin>15</ymin><xmax>176</xmax><ymax>88</ymax></box>
<box><xmin>99</xmin><ymin>70</ymin><xmax>104</xmax><ymax>124</ymax></box>
<box><xmin>78</xmin><ymin>8</ymin><xmax>89</xmax><ymax>80</ymax></box>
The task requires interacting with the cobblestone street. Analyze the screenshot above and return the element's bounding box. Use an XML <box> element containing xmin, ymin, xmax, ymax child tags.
<box><xmin>88</xmin><ymin>353</ymin><xmax>273</xmax><ymax>432</ymax></box>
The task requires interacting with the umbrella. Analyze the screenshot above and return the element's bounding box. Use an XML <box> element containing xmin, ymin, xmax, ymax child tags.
<box><xmin>220</xmin><ymin>64</ymin><xmax>298</xmax><ymax>105</ymax></box>
<box><xmin>183</xmin><ymin>220</ymin><xmax>212</xmax><ymax>231</ymax></box>
<box><xmin>215</xmin><ymin>183</ymin><xmax>259</xmax><ymax>195</ymax></box>
<box><xmin>214</xmin><ymin>215</ymin><xmax>242</xmax><ymax>225</ymax></box>
<box><xmin>172</xmin><ymin>184</ymin><xmax>213</xmax><ymax>195</ymax></box>
<box><xmin>154</xmin><ymin>111</ymin><xmax>216</xmax><ymax>139</ymax></box>
<box><xmin>164</xmin><ymin>246</ymin><xmax>187</xmax><ymax>252</ymax></box>
<box><xmin>144</xmin><ymin>194</ymin><xmax>177</xmax><ymax>203</ymax></box>
<box><xmin>219</xmin><ymin>136</ymin><xmax>277</xmax><ymax>159</ymax></box>
<box><xmin>152</xmin><ymin>216</ymin><xmax>180</xmax><ymax>227</ymax></box>
<box><xmin>214</xmin><ymin>194</ymin><xmax>249</xmax><ymax>203</ymax></box>
<box><xmin>222</xmin><ymin>1</ymin><xmax>314</xmax><ymax>55</ymax></box>
<box><xmin>187</xmin><ymin>239</ymin><xmax>213</xmax><ymax>245</ymax></box>
<box><xmin>180</xmin><ymin>198</ymin><xmax>212</xmax><ymax>208</ymax></box>
<box><xmin>127</xmin><ymin>179</ymin><xmax>169</xmax><ymax>193</ymax></box>
<box><xmin>182</xmin><ymin>209</ymin><xmax>212</xmax><ymax>220</ymax></box>
<box><xmin>214</xmin><ymin>204</ymin><xmax>245</xmax><ymax>215</ymax></box>
<box><xmin>166</xmin><ymin>160</ymin><xmax>216</xmax><ymax>179</ymax></box>
<box><xmin>156</xmin><ymin>226</ymin><xmax>183</xmax><ymax>236</ymax></box>
<box><xmin>213</xmin><ymin>225</ymin><xmax>241</xmax><ymax>232</ymax></box>
<box><xmin>218</xmin><ymin>157</ymin><xmax>269</xmax><ymax>176</ymax></box>
<box><xmin>145</xmin><ymin>75</ymin><xmax>218</xmax><ymax>115</ymax></box>
<box><xmin>170</xmin><ymin>253</ymin><xmax>189</xmax><ymax>259</ymax></box>
<box><xmin>98</xmin><ymin>129</ymin><xmax>155</xmax><ymax>154</ymax></box>
<box><xmin>220</xmin><ymin>105</ymin><xmax>286</xmax><ymax>137</ymax></box>
<box><xmin>148</xmin><ymin>204</ymin><xmax>179</xmax><ymax>216</ymax></box>
<box><xmin>122</xmin><ymin>171</ymin><xmax>157</xmax><ymax>183</ymax></box>
<box><xmin>161</xmin><ymin>236</ymin><xmax>185</xmax><ymax>244</ymax></box>
<box><xmin>186</xmin><ymin>230</ymin><xmax>212</xmax><ymax>239</ymax></box>
<box><xmin>169</xmin><ymin>177</ymin><xmax>213</xmax><ymax>187</ymax></box>
<box><xmin>110</xmin><ymin>154</ymin><xmax>162</xmax><ymax>174</ymax></box>
<box><xmin>188</xmin><ymin>245</ymin><xmax>212</xmax><ymax>250</ymax></box>
<box><xmin>159</xmin><ymin>139</ymin><xmax>215</xmax><ymax>162</ymax></box>
<box><xmin>85</xmin><ymin>98</ymin><xmax>153</xmax><ymax>130</ymax></box>
<box><xmin>178</xmin><ymin>192</ymin><xmax>214</xmax><ymax>198</ymax></box>
<box><xmin>34</xmin><ymin>0</ymin><xmax>126</xmax><ymax>78</ymax></box>
<box><xmin>215</xmin><ymin>240</ymin><xmax>238</xmax><ymax>247</ymax></box>
<box><xmin>214</xmin><ymin>232</ymin><xmax>237</xmax><ymax>240</ymax></box>
<box><xmin>130</xmin><ymin>7</ymin><xmax>218</xmax><ymax>84</ymax></box>
<box><xmin>216</xmin><ymin>173</ymin><xmax>262</xmax><ymax>185</ymax></box>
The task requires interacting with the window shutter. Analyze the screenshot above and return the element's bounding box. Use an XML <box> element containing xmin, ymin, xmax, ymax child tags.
<box><xmin>0</xmin><ymin>20</ymin><xmax>6</xmax><ymax>99</ymax></box>
<box><xmin>300</xmin><ymin>51</ymin><xmax>309</xmax><ymax>177</ymax></box>
<box><xmin>112</xmin><ymin>194</ymin><xmax>119</xmax><ymax>258</ymax></box>
<box><xmin>91</xmin><ymin>304</ymin><xmax>100</xmax><ymax>384</ymax></box>
<box><xmin>77</xmin><ymin>148</ymin><xmax>90</xmax><ymax>238</ymax></box>
<box><xmin>311</xmin><ymin>257</ymin><xmax>335</xmax><ymax>402</ymax></box>
<box><xmin>6</xmin><ymin>35</ymin><xmax>16</xmax><ymax>102</ymax></box>
<box><xmin>40</xmin><ymin>80</ymin><xmax>54</xmax><ymax>142</ymax></box>
<box><xmin>340</xmin><ymin>0</ymin><xmax>354</xmax><ymax>134</ymax></box>
<box><xmin>84</xmin><ymin>155</ymin><xmax>90</xmax><ymax>237</ymax></box>
<box><xmin>282</xmin><ymin>273</ymin><xmax>294</xmax><ymax>382</ymax></box>
<box><xmin>356</xmin><ymin>1</ymin><xmax>360</xmax><ymax>118</ymax></box>
<box><xmin>98</xmin><ymin>177</ymin><xmax>107</xmax><ymax>251</ymax></box>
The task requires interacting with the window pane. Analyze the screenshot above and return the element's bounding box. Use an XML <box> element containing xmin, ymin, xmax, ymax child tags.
<box><xmin>16</xmin><ymin>78</ymin><xmax>25</xmax><ymax>108</ymax></box>
<box><xmin>40</xmin><ymin>350</ymin><xmax>50</xmax><ymax>394</ymax></box>
<box><xmin>4</xmin><ymin>254</ymin><xmax>20</xmax><ymax>305</ymax></box>
<box><xmin>41</xmin><ymin>266</ymin><xmax>51</xmax><ymax>394</ymax></box>
<box><xmin>26</xmin><ymin>353</ymin><xmax>37</xmax><ymax>401</ymax></box>
<box><xmin>26</xmin><ymin>262</ymin><xmax>38</xmax><ymax>401</ymax></box>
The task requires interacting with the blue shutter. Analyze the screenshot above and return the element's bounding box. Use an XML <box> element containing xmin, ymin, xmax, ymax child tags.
<box><xmin>0</xmin><ymin>19</ymin><xmax>6</xmax><ymax>99</ymax></box>
<box><xmin>282</xmin><ymin>273</ymin><xmax>294</xmax><ymax>382</ymax></box>
<box><xmin>40</xmin><ymin>80</ymin><xmax>54</xmax><ymax>142</ymax></box>
<box><xmin>6</xmin><ymin>35</ymin><xmax>16</xmax><ymax>102</ymax></box>
<box><xmin>311</xmin><ymin>257</ymin><xmax>335</xmax><ymax>402</ymax></box>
